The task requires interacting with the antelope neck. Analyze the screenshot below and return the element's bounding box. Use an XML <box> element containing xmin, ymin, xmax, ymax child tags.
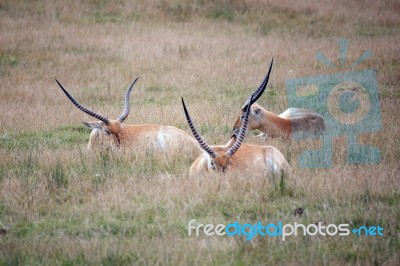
<box><xmin>260</xmin><ymin>110</ymin><xmax>291</xmax><ymax>137</ymax></box>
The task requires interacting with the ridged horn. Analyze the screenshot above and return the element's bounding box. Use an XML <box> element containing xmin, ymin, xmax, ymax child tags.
<box><xmin>226</xmin><ymin>94</ymin><xmax>254</xmax><ymax>157</ymax></box>
<box><xmin>55</xmin><ymin>79</ymin><xmax>110</xmax><ymax>124</ymax></box>
<box><xmin>181</xmin><ymin>98</ymin><xmax>217</xmax><ymax>158</ymax></box>
<box><xmin>117</xmin><ymin>77</ymin><xmax>139</xmax><ymax>123</ymax></box>
<box><xmin>242</xmin><ymin>58</ymin><xmax>274</xmax><ymax>112</ymax></box>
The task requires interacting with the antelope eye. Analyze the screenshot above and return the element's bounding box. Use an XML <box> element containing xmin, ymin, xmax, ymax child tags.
<box><xmin>210</xmin><ymin>161</ymin><xmax>216</xmax><ymax>169</ymax></box>
<box><xmin>104</xmin><ymin>129</ymin><xmax>111</xmax><ymax>135</ymax></box>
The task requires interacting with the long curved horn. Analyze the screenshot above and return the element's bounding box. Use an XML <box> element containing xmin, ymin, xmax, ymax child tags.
<box><xmin>226</xmin><ymin>94</ymin><xmax>254</xmax><ymax>157</ymax></box>
<box><xmin>181</xmin><ymin>98</ymin><xmax>217</xmax><ymax>158</ymax></box>
<box><xmin>117</xmin><ymin>77</ymin><xmax>139</xmax><ymax>123</ymax></box>
<box><xmin>242</xmin><ymin>58</ymin><xmax>274</xmax><ymax>111</ymax></box>
<box><xmin>55</xmin><ymin>79</ymin><xmax>110</xmax><ymax>124</ymax></box>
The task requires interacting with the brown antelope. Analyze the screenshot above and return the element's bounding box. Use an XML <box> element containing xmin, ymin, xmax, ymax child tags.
<box><xmin>232</xmin><ymin>61</ymin><xmax>325</xmax><ymax>139</ymax></box>
<box><xmin>55</xmin><ymin>78</ymin><xmax>198</xmax><ymax>153</ymax></box>
<box><xmin>181</xmin><ymin>62</ymin><xmax>290</xmax><ymax>177</ymax></box>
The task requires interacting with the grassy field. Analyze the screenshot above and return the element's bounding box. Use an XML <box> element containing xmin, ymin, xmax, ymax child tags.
<box><xmin>0</xmin><ymin>0</ymin><xmax>399</xmax><ymax>265</ymax></box>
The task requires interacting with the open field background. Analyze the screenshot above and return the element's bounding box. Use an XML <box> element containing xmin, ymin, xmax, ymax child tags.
<box><xmin>0</xmin><ymin>0</ymin><xmax>399</xmax><ymax>265</ymax></box>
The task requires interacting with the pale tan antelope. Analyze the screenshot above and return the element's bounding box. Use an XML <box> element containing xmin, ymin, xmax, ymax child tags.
<box><xmin>55</xmin><ymin>78</ymin><xmax>198</xmax><ymax>153</ymax></box>
<box><xmin>232</xmin><ymin>61</ymin><xmax>325</xmax><ymax>139</ymax></box>
<box><xmin>181</xmin><ymin>74</ymin><xmax>290</xmax><ymax>177</ymax></box>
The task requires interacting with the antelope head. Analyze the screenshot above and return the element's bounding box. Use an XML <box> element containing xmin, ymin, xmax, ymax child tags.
<box><xmin>181</xmin><ymin>94</ymin><xmax>254</xmax><ymax>173</ymax></box>
<box><xmin>55</xmin><ymin>78</ymin><xmax>139</xmax><ymax>148</ymax></box>
<box><xmin>232</xmin><ymin>59</ymin><xmax>273</xmax><ymax>136</ymax></box>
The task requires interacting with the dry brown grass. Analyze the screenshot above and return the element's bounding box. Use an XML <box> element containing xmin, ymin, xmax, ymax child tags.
<box><xmin>0</xmin><ymin>0</ymin><xmax>399</xmax><ymax>265</ymax></box>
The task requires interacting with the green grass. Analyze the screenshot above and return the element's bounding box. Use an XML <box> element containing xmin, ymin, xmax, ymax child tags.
<box><xmin>0</xmin><ymin>53</ymin><xmax>18</xmax><ymax>76</ymax></box>
<box><xmin>0</xmin><ymin>125</ymin><xmax>88</xmax><ymax>150</ymax></box>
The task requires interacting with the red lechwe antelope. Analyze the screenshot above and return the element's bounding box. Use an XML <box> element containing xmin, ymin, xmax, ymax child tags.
<box><xmin>232</xmin><ymin>60</ymin><xmax>325</xmax><ymax>139</ymax></box>
<box><xmin>55</xmin><ymin>78</ymin><xmax>198</xmax><ymax>154</ymax></box>
<box><xmin>181</xmin><ymin>62</ymin><xmax>290</xmax><ymax>177</ymax></box>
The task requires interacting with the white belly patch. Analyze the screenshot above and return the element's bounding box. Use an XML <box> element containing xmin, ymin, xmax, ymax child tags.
<box><xmin>157</xmin><ymin>130</ymin><xmax>167</xmax><ymax>150</ymax></box>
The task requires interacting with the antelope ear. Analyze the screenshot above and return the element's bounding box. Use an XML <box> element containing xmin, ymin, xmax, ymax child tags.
<box><xmin>253</xmin><ymin>107</ymin><xmax>261</xmax><ymax>115</ymax></box>
<box><xmin>82</xmin><ymin>121</ymin><xmax>103</xmax><ymax>129</ymax></box>
<box><xmin>224</xmin><ymin>136</ymin><xmax>236</xmax><ymax>149</ymax></box>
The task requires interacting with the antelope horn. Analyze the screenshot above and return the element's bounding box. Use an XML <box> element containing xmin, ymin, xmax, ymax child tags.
<box><xmin>55</xmin><ymin>79</ymin><xmax>110</xmax><ymax>125</ymax></box>
<box><xmin>117</xmin><ymin>77</ymin><xmax>139</xmax><ymax>123</ymax></box>
<box><xmin>226</xmin><ymin>94</ymin><xmax>254</xmax><ymax>157</ymax></box>
<box><xmin>181</xmin><ymin>98</ymin><xmax>217</xmax><ymax>158</ymax></box>
<box><xmin>242</xmin><ymin>58</ymin><xmax>274</xmax><ymax>112</ymax></box>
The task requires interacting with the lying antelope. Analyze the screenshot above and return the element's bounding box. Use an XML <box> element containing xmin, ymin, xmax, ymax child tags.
<box><xmin>232</xmin><ymin>61</ymin><xmax>325</xmax><ymax>139</ymax></box>
<box><xmin>55</xmin><ymin>78</ymin><xmax>198</xmax><ymax>153</ymax></box>
<box><xmin>182</xmin><ymin>61</ymin><xmax>290</xmax><ymax>177</ymax></box>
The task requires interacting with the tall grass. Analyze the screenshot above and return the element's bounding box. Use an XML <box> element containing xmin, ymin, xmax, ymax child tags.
<box><xmin>0</xmin><ymin>0</ymin><xmax>399</xmax><ymax>265</ymax></box>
